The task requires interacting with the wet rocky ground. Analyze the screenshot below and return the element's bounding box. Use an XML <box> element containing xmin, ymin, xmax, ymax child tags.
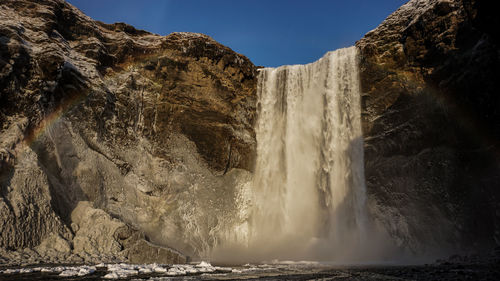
<box><xmin>0</xmin><ymin>259</ymin><xmax>499</xmax><ymax>280</ymax></box>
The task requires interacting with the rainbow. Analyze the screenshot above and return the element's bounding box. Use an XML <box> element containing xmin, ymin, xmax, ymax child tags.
<box><xmin>9</xmin><ymin>89</ymin><xmax>89</xmax><ymax>162</ymax></box>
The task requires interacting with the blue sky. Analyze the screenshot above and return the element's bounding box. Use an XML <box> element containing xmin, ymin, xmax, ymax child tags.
<box><xmin>67</xmin><ymin>0</ymin><xmax>407</xmax><ymax>67</ymax></box>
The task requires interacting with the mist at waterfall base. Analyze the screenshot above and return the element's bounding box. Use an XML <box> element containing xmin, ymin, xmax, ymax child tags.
<box><xmin>210</xmin><ymin>47</ymin><xmax>399</xmax><ymax>264</ymax></box>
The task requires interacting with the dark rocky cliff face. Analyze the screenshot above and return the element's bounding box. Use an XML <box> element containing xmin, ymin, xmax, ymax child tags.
<box><xmin>357</xmin><ymin>0</ymin><xmax>499</xmax><ymax>255</ymax></box>
<box><xmin>0</xmin><ymin>0</ymin><xmax>256</xmax><ymax>264</ymax></box>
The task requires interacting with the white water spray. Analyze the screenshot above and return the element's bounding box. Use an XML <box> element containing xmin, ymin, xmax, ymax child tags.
<box><xmin>243</xmin><ymin>46</ymin><xmax>368</xmax><ymax>260</ymax></box>
<box><xmin>210</xmin><ymin>47</ymin><xmax>396</xmax><ymax>263</ymax></box>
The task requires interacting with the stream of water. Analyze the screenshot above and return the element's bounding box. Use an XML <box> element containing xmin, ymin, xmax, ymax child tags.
<box><xmin>213</xmin><ymin>47</ymin><xmax>370</xmax><ymax>262</ymax></box>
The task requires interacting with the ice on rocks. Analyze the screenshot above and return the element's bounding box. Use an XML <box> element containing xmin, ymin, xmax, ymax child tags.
<box><xmin>185</xmin><ymin>266</ymin><xmax>199</xmax><ymax>274</ymax></box>
<box><xmin>215</xmin><ymin>266</ymin><xmax>233</xmax><ymax>273</ymax></box>
<box><xmin>57</xmin><ymin>266</ymin><xmax>96</xmax><ymax>277</ymax></box>
<box><xmin>103</xmin><ymin>263</ymin><xmax>177</xmax><ymax>278</ymax></box>
<box><xmin>40</xmin><ymin>267</ymin><xmax>53</xmax><ymax>272</ymax></box>
<box><xmin>103</xmin><ymin>272</ymin><xmax>121</xmax><ymax>279</ymax></box>
<box><xmin>194</xmin><ymin>261</ymin><xmax>216</xmax><ymax>273</ymax></box>
<box><xmin>103</xmin><ymin>269</ymin><xmax>138</xmax><ymax>279</ymax></box>
<box><xmin>1</xmin><ymin>265</ymin><xmax>97</xmax><ymax>277</ymax></box>
<box><xmin>19</xmin><ymin>268</ymin><xmax>34</xmax><ymax>273</ymax></box>
<box><xmin>153</xmin><ymin>266</ymin><xmax>167</xmax><ymax>273</ymax></box>
<box><xmin>139</xmin><ymin>267</ymin><xmax>153</xmax><ymax>274</ymax></box>
<box><xmin>166</xmin><ymin>267</ymin><xmax>187</xmax><ymax>276</ymax></box>
<box><xmin>59</xmin><ymin>269</ymin><xmax>79</xmax><ymax>277</ymax></box>
<box><xmin>196</xmin><ymin>261</ymin><xmax>212</xmax><ymax>267</ymax></box>
<box><xmin>105</xmin><ymin>263</ymin><xmax>140</xmax><ymax>279</ymax></box>
<box><xmin>0</xmin><ymin>262</ymin><xmax>236</xmax><ymax>278</ymax></box>
<box><xmin>231</xmin><ymin>269</ymin><xmax>243</xmax><ymax>273</ymax></box>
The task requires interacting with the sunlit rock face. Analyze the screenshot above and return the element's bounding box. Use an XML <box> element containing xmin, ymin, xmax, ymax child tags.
<box><xmin>357</xmin><ymin>0</ymin><xmax>500</xmax><ymax>256</ymax></box>
<box><xmin>0</xmin><ymin>0</ymin><xmax>256</xmax><ymax>263</ymax></box>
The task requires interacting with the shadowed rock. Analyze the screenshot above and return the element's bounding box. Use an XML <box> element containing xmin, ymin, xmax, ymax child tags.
<box><xmin>357</xmin><ymin>0</ymin><xmax>500</xmax><ymax>255</ymax></box>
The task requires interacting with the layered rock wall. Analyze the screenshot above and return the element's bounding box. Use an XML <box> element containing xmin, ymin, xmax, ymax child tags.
<box><xmin>0</xmin><ymin>0</ymin><xmax>256</xmax><ymax>263</ymax></box>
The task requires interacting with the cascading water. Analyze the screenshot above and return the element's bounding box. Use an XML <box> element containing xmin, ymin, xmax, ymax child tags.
<box><xmin>245</xmin><ymin>46</ymin><xmax>368</xmax><ymax>260</ymax></box>
<box><xmin>212</xmin><ymin>47</ymin><xmax>394</xmax><ymax>263</ymax></box>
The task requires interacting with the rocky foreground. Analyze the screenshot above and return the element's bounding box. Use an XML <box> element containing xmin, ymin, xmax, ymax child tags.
<box><xmin>0</xmin><ymin>251</ymin><xmax>499</xmax><ymax>281</ymax></box>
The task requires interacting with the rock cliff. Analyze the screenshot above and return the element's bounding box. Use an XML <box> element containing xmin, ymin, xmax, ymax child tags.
<box><xmin>357</xmin><ymin>0</ymin><xmax>500</xmax><ymax>256</ymax></box>
<box><xmin>0</xmin><ymin>0</ymin><xmax>256</xmax><ymax>264</ymax></box>
<box><xmin>0</xmin><ymin>0</ymin><xmax>498</xmax><ymax>265</ymax></box>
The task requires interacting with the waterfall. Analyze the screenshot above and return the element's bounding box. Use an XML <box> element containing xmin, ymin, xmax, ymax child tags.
<box><xmin>247</xmin><ymin>46</ymin><xmax>368</xmax><ymax>260</ymax></box>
